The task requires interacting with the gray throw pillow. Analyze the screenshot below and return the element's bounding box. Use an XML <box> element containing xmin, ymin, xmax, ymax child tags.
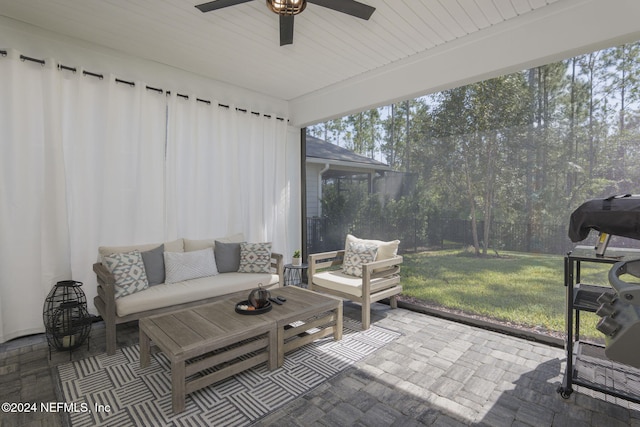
<box><xmin>141</xmin><ymin>244</ymin><xmax>165</xmax><ymax>286</ymax></box>
<box><xmin>214</xmin><ymin>241</ymin><xmax>241</xmax><ymax>273</ymax></box>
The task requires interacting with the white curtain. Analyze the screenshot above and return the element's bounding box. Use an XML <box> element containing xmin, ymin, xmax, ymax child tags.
<box><xmin>61</xmin><ymin>72</ymin><xmax>167</xmax><ymax>312</ymax></box>
<box><xmin>0</xmin><ymin>51</ymin><xmax>290</xmax><ymax>342</ymax></box>
<box><xmin>0</xmin><ymin>50</ymin><xmax>71</xmax><ymax>342</ymax></box>
<box><xmin>166</xmin><ymin>95</ymin><xmax>289</xmax><ymax>253</ymax></box>
<box><xmin>243</xmin><ymin>111</ymin><xmax>288</xmax><ymax>246</ymax></box>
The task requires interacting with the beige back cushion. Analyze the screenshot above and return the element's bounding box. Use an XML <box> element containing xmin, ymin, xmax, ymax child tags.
<box><xmin>98</xmin><ymin>233</ymin><xmax>247</xmax><ymax>261</ymax></box>
<box><xmin>184</xmin><ymin>232</ymin><xmax>245</xmax><ymax>252</ymax></box>
<box><xmin>99</xmin><ymin>238</ymin><xmax>184</xmax><ymax>261</ymax></box>
<box><xmin>345</xmin><ymin>234</ymin><xmax>399</xmax><ymax>261</ymax></box>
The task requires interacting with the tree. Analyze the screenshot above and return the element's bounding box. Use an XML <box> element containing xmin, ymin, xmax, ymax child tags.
<box><xmin>432</xmin><ymin>74</ymin><xmax>529</xmax><ymax>255</ymax></box>
<box><xmin>307</xmin><ymin>40</ymin><xmax>640</xmax><ymax>256</ymax></box>
<box><xmin>343</xmin><ymin>109</ymin><xmax>381</xmax><ymax>156</ymax></box>
<box><xmin>307</xmin><ymin>117</ymin><xmax>347</xmax><ymax>145</ymax></box>
<box><xmin>602</xmin><ymin>43</ymin><xmax>640</xmax><ymax>182</ymax></box>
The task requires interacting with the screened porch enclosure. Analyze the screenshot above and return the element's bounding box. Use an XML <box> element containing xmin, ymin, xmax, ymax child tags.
<box><xmin>2</xmin><ymin>0</ymin><xmax>640</xmax><ymax>344</ymax></box>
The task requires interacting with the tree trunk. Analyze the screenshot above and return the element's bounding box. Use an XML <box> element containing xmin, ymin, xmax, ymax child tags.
<box><xmin>525</xmin><ymin>68</ymin><xmax>536</xmax><ymax>251</ymax></box>
<box><xmin>463</xmin><ymin>146</ymin><xmax>480</xmax><ymax>256</ymax></box>
<box><xmin>404</xmin><ymin>100</ymin><xmax>411</xmax><ymax>172</ymax></box>
<box><xmin>482</xmin><ymin>133</ymin><xmax>496</xmax><ymax>256</ymax></box>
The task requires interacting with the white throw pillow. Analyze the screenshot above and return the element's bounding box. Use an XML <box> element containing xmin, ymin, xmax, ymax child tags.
<box><xmin>164</xmin><ymin>248</ymin><xmax>219</xmax><ymax>284</ymax></box>
<box><xmin>103</xmin><ymin>250</ymin><xmax>149</xmax><ymax>299</ymax></box>
<box><xmin>342</xmin><ymin>242</ymin><xmax>378</xmax><ymax>277</ymax></box>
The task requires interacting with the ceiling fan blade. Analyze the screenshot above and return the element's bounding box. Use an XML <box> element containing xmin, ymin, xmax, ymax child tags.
<box><xmin>307</xmin><ymin>0</ymin><xmax>375</xmax><ymax>20</ymax></box>
<box><xmin>195</xmin><ymin>0</ymin><xmax>253</xmax><ymax>13</ymax></box>
<box><xmin>280</xmin><ymin>15</ymin><xmax>294</xmax><ymax>46</ymax></box>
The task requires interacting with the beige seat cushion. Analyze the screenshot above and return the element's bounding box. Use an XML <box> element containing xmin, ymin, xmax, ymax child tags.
<box><xmin>115</xmin><ymin>272</ymin><xmax>278</xmax><ymax>317</ymax></box>
<box><xmin>312</xmin><ymin>270</ymin><xmax>388</xmax><ymax>298</ymax></box>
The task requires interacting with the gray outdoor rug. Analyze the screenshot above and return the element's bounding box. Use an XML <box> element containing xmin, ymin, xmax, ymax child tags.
<box><xmin>55</xmin><ymin>319</ymin><xmax>401</xmax><ymax>426</ymax></box>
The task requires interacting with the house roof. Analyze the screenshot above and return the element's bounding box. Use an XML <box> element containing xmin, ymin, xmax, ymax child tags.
<box><xmin>1</xmin><ymin>0</ymin><xmax>639</xmax><ymax>127</ymax></box>
<box><xmin>306</xmin><ymin>136</ymin><xmax>390</xmax><ymax>173</ymax></box>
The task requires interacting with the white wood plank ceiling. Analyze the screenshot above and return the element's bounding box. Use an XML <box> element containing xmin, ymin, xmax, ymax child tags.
<box><xmin>0</xmin><ymin>0</ymin><xmax>559</xmax><ymax>100</ymax></box>
<box><xmin>2</xmin><ymin>0</ymin><xmax>640</xmax><ymax>126</ymax></box>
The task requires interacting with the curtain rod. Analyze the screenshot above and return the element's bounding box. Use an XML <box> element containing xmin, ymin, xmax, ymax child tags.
<box><xmin>0</xmin><ymin>49</ymin><xmax>286</xmax><ymax>122</ymax></box>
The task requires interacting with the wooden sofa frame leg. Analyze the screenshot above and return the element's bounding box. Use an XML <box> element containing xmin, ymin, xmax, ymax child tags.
<box><xmin>94</xmin><ymin>294</ymin><xmax>117</xmax><ymax>356</ymax></box>
<box><xmin>105</xmin><ymin>315</ymin><xmax>117</xmax><ymax>356</ymax></box>
<box><xmin>93</xmin><ymin>263</ymin><xmax>119</xmax><ymax>355</ymax></box>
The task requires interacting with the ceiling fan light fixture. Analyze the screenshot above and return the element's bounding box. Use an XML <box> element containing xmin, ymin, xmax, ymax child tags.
<box><xmin>266</xmin><ymin>0</ymin><xmax>306</xmax><ymax>16</ymax></box>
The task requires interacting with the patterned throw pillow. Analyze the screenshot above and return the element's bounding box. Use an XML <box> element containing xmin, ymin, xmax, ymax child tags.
<box><xmin>103</xmin><ymin>250</ymin><xmax>149</xmax><ymax>299</ymax></box>
<box><xmin>238</xmin><ymin>242</ymin><xmax>272</xmax><ymax>273</ymax></box>
<box><xmin>342</xmin><ymin>242</ymin><xmax>378</xmax><ymax>277</ymax></box>
<box><xmin>164</xmin><ymin>248</ymin><xmax>219</xmax><ymax>284</ymax></box>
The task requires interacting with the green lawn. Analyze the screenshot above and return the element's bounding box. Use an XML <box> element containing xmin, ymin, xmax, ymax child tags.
<box><xmin>401</xmin><ymin>249</ymin><xmax>611</xmax><ymax>339</ymax></box>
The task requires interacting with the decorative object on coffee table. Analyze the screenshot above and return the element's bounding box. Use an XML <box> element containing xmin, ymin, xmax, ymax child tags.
<box><xmin>43</xmin><ymin>280</ymin><xmax>92</xmax><ymax>360</ymax></box>
<box><xmin>235</xmin><ymin>300</ymin><xmax>273</xmax><ymax>314</ymax></box>
<box><xmin>248</xmin><ymin>283</ymin><xmax>271</xmax><ymax>308</ymax></box>
<box><xmin>237</xmin><ymin>284</ymin><xmax>273</xmax><ymax>314</ymax></box>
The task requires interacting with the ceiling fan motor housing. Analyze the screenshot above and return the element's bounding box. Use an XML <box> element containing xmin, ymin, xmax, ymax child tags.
<box><xmin>267</xmin><ymin>0</ymin><xmax>306</xmax><ymax>15</ymax></box>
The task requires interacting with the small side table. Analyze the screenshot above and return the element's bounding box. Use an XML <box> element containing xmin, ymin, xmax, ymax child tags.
<box><xmin>284</xmin><ymin>263</ymin><xmax>308</xmax><ymax>287</ymax></box>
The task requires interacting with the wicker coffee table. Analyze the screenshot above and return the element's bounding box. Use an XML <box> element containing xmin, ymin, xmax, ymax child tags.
<box><xmin>139</xmin><ymin>286</ymin><xmax>342</xmax><ymax>413</ymax></box>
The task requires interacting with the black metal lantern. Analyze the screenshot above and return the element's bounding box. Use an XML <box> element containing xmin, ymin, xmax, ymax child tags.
<box><xmin>43</xmin><ymin>280</ymin><xmax>92</xmax><ymax>359</ymax></box>
<box><xmin>248</xmin><ymin>284</ymin><xmax>271</xmax><ymax>309</ymax></box>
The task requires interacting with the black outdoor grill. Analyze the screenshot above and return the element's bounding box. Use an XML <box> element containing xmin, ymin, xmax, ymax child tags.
<box><xmin>558</xmin><ymin>194</ymin><xmax>640</xmax><ymax>402</ymax></box>
<box><xmin>568</xmin><ymin>193</ymin><xmax>640</xmax><ymax>255</ymax></box>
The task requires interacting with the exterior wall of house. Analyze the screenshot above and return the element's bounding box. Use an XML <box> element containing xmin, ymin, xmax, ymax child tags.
<box><xmin>306</xmin><ymin>163</ymin><xmax>323</xmax><ymax>218</ymax></box>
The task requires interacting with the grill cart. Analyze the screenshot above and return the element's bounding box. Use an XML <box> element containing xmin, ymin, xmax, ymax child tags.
<box><xmin>558</xmin><ymin>195</ymin><xmax>640</xmax><ymax>402</ymax></box>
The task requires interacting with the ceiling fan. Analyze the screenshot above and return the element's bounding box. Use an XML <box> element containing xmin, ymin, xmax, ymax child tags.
<box><xmin>195</xmin><ymin>0</ymin><xmax>376</xmax><ymax>46</ymax></box>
